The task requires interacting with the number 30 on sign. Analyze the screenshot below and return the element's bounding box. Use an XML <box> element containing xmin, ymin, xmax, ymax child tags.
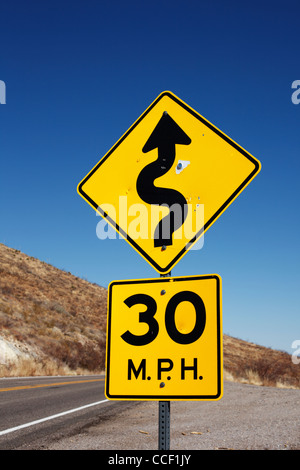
<box><xmin>105</xmin><ymin>275</ymin><xmax>222</xmax><ymax>401</ymax></box>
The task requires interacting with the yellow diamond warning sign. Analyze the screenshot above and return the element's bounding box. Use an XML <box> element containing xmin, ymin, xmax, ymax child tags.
<box><xmin>78</xmin><ymin>91</ymin><xmax>260</xmax><ymax>274</ymax></box>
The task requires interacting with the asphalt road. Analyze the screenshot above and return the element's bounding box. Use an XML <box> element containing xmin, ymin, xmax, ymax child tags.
<box><xmin>0</xmin><ymin>374</ymin><xmax>133</xmax><ymax>450</ymax></box>
<box><xmin>41</xmin><ymin>381</ymin><xmax>300</xmax><ymax>452</ymax></box>
<box><xmin>1</xmin><ymin>376</ymin><xmax>299</xmax><ymax>452</ymax></box>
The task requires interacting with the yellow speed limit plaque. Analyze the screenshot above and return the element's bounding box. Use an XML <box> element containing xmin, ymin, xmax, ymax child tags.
<box><xmin>105</xmin><ymin>274</ymin><xmax>222</xmax><ymax>401</ymax></box>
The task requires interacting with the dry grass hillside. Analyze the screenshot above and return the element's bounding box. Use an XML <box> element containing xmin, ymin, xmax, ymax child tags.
<box><xmin>0</xmin><ymin>243</ymin><xmax>107</xmax><ymax>376</ymax></box>
<box><xmin>223</xmin><ymin>335</ymin><xmax>299</xmax><ymax>388</ymax></box>
<box><xmin>0</xmin><ymin>243</ymin><xmax>299</xmax><ymax>388</ymax></box>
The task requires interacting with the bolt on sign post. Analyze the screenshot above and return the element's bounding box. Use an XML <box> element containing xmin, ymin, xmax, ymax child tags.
<box><xmin>77</xmin><ymin>91</ymin><xmax>261</xmax><ymax>450</ymax></box>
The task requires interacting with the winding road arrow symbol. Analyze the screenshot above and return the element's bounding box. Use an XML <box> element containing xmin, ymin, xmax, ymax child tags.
<box><xmin>136</xmin><ymin>111</ymin><xmax>192</xmax><ymax>248</ymax></box>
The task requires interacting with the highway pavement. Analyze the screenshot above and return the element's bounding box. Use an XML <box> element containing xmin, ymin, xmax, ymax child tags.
<box><xmin>0</xmin><ymin>374</ymin><xmax>131</xmax><ymax>449</ymax></box>
<box><xmin>1</xmin><ymin>376</ymin><xmax>298</xmax><ymax>451</ymax></box>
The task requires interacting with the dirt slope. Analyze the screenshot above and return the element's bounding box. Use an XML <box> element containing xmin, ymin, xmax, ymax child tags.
<box><xmin>0</xmin><ymin>243</ymin><xmax>107</xmax><ymax>374</ymax></box>
<box><xmin>0</xmin><ymin>243</ymin><xmax>298</xmax><ymax>388</ymax></box>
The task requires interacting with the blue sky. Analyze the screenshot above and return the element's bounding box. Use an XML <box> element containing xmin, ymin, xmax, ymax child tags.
<box><xmin>1</xmin><ymin>0</ymin><xmax>299</xmax><ymax>354</ymax></box>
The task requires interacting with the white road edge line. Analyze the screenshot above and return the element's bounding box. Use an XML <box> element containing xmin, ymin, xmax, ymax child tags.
<box><xmin>0</xmin><ymin>399</ymin><xmax>109</xmax><ymax>436</ymax></box>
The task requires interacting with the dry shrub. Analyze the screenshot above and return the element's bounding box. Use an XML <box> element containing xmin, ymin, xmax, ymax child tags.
<box><xmin>223</xmin><ymin>336</ymin><xmax>300</xmax><ymax>389</ymax></box>
<box><xmin>0</xmin><ymin>357</ymin><xmax>74</xmax><ymax>377</ymax></box>
<box><xmin>42</xmin><ymin>338</ymin><xmax>106</xmax><ymax>372</ymax></box>
<box><xmin>245</xmin><ymin>356</ymin><xmax>299</xmax><ymax>388</ymax></box>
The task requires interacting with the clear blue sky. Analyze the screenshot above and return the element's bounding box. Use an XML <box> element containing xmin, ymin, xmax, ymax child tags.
<box><xmin>1</xmin><ymin>0</ymin><xmax>299</xmax><ymax>354</ymax></box>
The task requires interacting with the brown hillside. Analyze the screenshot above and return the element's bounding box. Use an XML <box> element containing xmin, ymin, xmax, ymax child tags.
<box><xmin>0</xmin><ymin>243</ymin><xmax>107</xmax><ymax>375</ymax></box>
<box><xmin>0</xmin><ymin>243</ymin><xmax>299</xmax><ymax>388</ymax></box>
<box><xmin>223</xmin><ymin>335</ymin><xmax>299</xmax><ymax>388</ymax></box>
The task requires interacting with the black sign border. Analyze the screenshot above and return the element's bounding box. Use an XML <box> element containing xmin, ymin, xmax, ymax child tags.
<box><xmin>105</xmin><ymin>274</ymin><xmax>222</xmax><ymax>401</ymax></box>
<box><xmin>78</xmin><ymin>91</ymin><xmax>260</xmax><ymax>273</ymax></box>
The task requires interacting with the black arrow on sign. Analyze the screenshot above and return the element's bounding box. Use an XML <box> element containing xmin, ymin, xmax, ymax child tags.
<box><xmin>136</xmin><ymin>111</ymin><xmax>191</xmax><ymax>248</ymax></box>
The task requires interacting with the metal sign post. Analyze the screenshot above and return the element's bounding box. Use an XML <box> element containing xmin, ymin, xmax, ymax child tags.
<box><xmin>159</xmin><ymin>270</ymin><xmax>171</xmax><ymax>450</ymax></box>
<box><xmin>159</xmin><ymin>400</ymin><xmax>170</xmax><ymax>450</ymax></box>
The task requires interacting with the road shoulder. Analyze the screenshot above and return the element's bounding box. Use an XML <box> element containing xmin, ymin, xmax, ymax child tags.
<box><xmin>40</xmin><ymin>381</ymin><xmax>300</xmax><ymax>450</ymax></box>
